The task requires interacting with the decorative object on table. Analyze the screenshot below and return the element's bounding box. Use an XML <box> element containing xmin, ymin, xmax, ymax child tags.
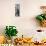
<box><xmin>5</xmin><ymin>26</ymin><xmax>18</xmax><ymax>44</ymax></box>
<box><xmin>36</xmin><ymin>6</ymin><xmax>46</xmax><ymax>27</ymax></box>
<box><xmin>34</xmin><ymin>41</ymin><xmax>39</xmax><ymax>45</ymax></box>
<box><xmin>14</xmin><ymin>37</ymin><xmax>33</xmax><ymax>45</ymax></box>
<box><xmin>34</xmin><ymin>41</ymin><xmax>43</xmax><ymax>45</ymax></box>
<box><xmin>15</xmin><ymin>4</ymin><xmax>20</xmax><ymax>17</ymax></box>
<box><xmin>14</xmin><ymin>35</ymin><xmax>24</xmax><ymax>45</ymax></box>
<box><xmin>22</xmin><ymin>35</ymin><xmax>23</xmax><ymax>39</ymax></box>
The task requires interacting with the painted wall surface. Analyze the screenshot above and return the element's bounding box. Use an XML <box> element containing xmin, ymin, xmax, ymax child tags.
<box><xmin>0</xmin><ymin>0</ymin><xmax>46</xmax><ymax>41</ymax></box>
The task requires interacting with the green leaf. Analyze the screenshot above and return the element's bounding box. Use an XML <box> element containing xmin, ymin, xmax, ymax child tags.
<box><xmin>36</xmin><ymin>15</ymin><xmax>44</xmax><ymax>21</ymax></box>
<box><xmin>5</xmin><ymin>26</ymin><xmax>18</xmax><ymax>39</ymax></box>
<box><xmin>44</xmin><ymin>15</ymin><xmax>46</xmax><ymax>19</ymax></box>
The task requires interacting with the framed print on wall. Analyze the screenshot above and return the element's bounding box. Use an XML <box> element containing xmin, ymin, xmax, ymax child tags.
<box><xmin>15</xmin><ymin>4</ymin><xmax>20</xmax><ymax>17</ymax></box>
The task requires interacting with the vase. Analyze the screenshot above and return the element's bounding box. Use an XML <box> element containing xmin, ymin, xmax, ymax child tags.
<box><xmin>41</xmin><ymin>20</ymin><xmax>46</xmax><ymax>27</ymax></box>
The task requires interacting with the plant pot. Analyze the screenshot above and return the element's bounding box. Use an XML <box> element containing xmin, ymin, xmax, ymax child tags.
<box><xmin>40</xmin><ymin>20</ymin><xmax>46</xmax><ymax>27</ymax></box>
<box><xmin>7</xmin><ymin>39</ymin><xmax>12</xmax><ymax>44</ymax></box>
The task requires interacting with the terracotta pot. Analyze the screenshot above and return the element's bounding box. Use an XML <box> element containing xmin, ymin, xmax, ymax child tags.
<box><xmin>40</xmin><ymin>20</ymin><xmax>46</xmax><ymax>27</ymax></box>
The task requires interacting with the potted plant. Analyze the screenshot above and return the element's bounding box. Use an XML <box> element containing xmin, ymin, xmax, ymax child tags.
<box><xmin>5</xmin><ymin>26</ymin><xmax>18</xmax><ymax>43</ymax></box>
<box><xmin>36</xmin><ymin>6</ymin><xmax>46</xmax><ymax>27</ymax></box>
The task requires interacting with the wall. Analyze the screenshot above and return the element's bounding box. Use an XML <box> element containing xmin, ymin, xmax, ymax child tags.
<box><xmin>0</xmin><ymin>0</ymin><xmax>46</xmax><ymax>38</ymax></box>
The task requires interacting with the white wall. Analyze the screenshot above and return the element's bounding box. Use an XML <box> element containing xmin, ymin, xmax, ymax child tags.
<box><xmin>0</xmin><ymin>0</ymin><xmax>15</xmax><ymax>35</ymax></box>
<box><xmin>0</xmin><ymin>0</ymin><xmax>46</xmax><ymax>38</ymax></box>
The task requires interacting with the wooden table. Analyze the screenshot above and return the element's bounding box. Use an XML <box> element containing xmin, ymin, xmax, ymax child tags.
<box><xmin>14</xmin><ymin>43</ymin><xmax>46</xmax><ymax>46</ymax></box>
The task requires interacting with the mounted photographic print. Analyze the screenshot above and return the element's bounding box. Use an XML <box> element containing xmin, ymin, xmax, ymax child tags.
<box><xmin>15</xmin><ymin>4</ymin><xmax>20</xmax><ymax>17</ymax></box>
